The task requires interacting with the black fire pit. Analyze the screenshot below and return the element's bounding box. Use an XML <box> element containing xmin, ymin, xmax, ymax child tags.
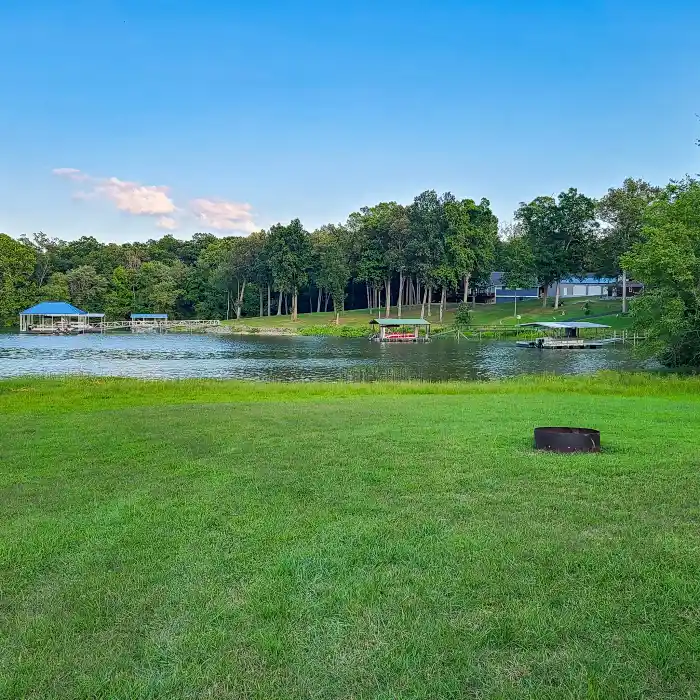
<box><xmin>534</xmin><ymin>427</ymin><xmax>601</xmax><ymax>453</ymax></box>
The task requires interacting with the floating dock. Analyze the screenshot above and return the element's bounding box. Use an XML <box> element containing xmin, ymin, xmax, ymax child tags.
<box><xmin>516</xmin><ymin>338</ymin><xmax>618</xmax><ymax>349</ymax></box>
<box><xmin>516</xmin><ymin>321</ymin><xmax>618</xmax><ymax>350</ymax></box>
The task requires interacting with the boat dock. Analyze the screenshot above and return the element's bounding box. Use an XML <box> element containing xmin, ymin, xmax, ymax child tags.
<box><xmin>516</xmin><ymin>337</ymin><xmax>618</xmax><ymax>349</ymax></box>
<box><xmin>370</xmin><ymin>318</ymin><xmax>431</xmax><ymax>342</ymax></box>
<box><xmin>516</xmin><ymin>321</ymin><xmax>618</xmax><ymax>350</ymax></box>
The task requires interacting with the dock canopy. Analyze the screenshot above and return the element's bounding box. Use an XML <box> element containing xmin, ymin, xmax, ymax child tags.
<box><xmin>19</xmin><ymin>301</ymin><xmax>104</xmax><ymax>333</ymax></box>
<box><xmin>21</xmin><ymin>301</ymin><xmax>87</xmax><ymax>316</ymax></box>
<box><xmin>370</xmin><ymin>318</ymin><xmax>431</xmax><ymax>342</ymax></box>
<box><xmin>517</xmin><ymin>321</ymin><xmax>610</xmax><ymax>340</ymax></box>
<box><xmin>517</xmin><ymin>321</ymin><xmax>610</xmax><ymax>329</ymax></box>
<box><xmin>370</xmin><ymin>318</ymin><xmax>431</xmax><ymax>327</ymax></box>
<box><xmin>131</xmin><ymin>313</ymin><xmax>168</xmax><ymax>319</ymax></box>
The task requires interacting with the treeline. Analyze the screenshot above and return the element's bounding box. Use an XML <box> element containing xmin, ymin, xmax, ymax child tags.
<box><xmin>2</xmin><ymin>177</ymin><xmax>700</xmax><ymax>366</ymax></box>
<box><xmin>0</xmin><ymin>191</ymin><xmax>500</xmax><ymax>325</ymax></box>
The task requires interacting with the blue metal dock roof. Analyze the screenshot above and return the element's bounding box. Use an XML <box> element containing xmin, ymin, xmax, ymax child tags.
<box><xmin>130</xmin><ymin>313</ymin><xmax>168</xmax><ymax>319</ymax></box>
<box><xmin>21</xmin><ymin>301</ymin><xmax>86</xmax><ymax>315</ymax></box>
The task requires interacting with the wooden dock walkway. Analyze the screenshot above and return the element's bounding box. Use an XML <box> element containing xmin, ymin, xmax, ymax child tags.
<box><xmin>98</xmin><ymin>319</ymin><xmax>221</xmax><ymax>332</ymax></box>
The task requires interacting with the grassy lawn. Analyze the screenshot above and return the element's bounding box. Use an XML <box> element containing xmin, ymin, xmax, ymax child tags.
<box><xmin>221</xmin><ymin>298</ymin><xmax>632</xmax><ymax>333</ymax></box>
<box><xmin>2</xmin><ymin>374</ymin><xmax>698</xmax><ymax>699</ymax></box>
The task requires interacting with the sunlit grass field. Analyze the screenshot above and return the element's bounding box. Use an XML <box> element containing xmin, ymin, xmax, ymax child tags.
<box><xmin>221</xmin><ymin>298</ymin><xmax>631</xmax><ymax>333</ymax></box>
<box><xmin>2</xmin><ymin>374</ymin><xmax>697</xmax><ymax>699</ymax></box>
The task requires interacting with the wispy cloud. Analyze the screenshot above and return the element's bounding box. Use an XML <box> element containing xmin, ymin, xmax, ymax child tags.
<box><xmin>156</xmin><ymin>216</ymin><xmax>178</xmax><ymax>230</ymax></box>
<box><xmin>190</xmin><ymin>198</ymin><xmax>256</xmax><ymax>233</ymax></box>
<box><xmin>54</xmin><ymin>168</ymin><xmax>176</xmax><ymax>219</ymax></box>
<box><xmin>52</xmin><ymin>167</ymin><xmax>89</xmax><ymax>182</ymax></box>
<box><xmin>54</xmin><ymin>167</ymin><xmax>256</xmax><ymax>234</ymax></box>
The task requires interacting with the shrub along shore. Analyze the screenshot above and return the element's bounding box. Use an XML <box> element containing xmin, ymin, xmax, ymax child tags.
<box><xmin>2</xmin><ymin>373</ymin><xmax>699</xmax><ymax>699</ymax></box>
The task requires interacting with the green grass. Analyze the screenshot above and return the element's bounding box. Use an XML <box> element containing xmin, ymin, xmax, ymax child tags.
<box><xmin>2</xmin><ymin>374</ymin><xmax>699</xmax><ymax>699</ymax></box>
<box><xmin>221</xmin><ymin>299</ymin><xmax>631</xmax><ymax>335</ymax></box>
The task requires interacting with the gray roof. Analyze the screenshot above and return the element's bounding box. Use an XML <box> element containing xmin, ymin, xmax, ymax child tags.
<box><xmin>517</xmin><ymin>321</ymin><xmax>610</xmax><ymax>329</ymax></box>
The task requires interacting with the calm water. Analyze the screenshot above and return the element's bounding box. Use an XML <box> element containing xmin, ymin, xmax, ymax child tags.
<box><xmin>0</xmin><ymin>331</ymin><xmax>650</xmax><ymax>381</ymax></box>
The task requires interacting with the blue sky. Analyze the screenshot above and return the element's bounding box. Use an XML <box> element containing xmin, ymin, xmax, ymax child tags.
<box><xmin>1</xmin><ymin>0</ymin><xmax>699</xmax><ymax>242</ymax></box>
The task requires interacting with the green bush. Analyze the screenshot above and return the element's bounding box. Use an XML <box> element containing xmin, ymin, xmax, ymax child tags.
<box><xmin>298</xmin><ymin>324</ymin><xmax>369</xmax><ymax>338</ymax></box>
<box><xmin>454</xmin><ymin>303</ymin><xmax>473</xmax><ymax>328</ymax></box>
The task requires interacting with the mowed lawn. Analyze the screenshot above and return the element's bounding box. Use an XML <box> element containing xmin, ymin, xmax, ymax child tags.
<box><xmin>221</xmin><ymin>298</ymin><xmax>630</xmax><ymax>332</ymax></box>
<box><xmin>2</xmin><ymin>377</ymin><xmax>700</xmax><ymax>699</ymax></box>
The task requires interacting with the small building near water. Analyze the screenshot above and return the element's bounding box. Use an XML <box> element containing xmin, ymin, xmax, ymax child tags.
<box><xmin>548</xmin><ymin>276</ymin><xmax>618</xmax><ymax>299</ymax></box>
<box><xmin>370</xmin><ymin>318</ymin><xmax>431</xmax><ymax>342</ymax></box>
<box><xmin>19</xmin><ymin>301</ymin><xmax>105</xmax><ymax>334</ymax></box>
<box><xmin>480</xmin><ymin>272</ymin><xmax>540</xmax><ymax>304</ymax></box>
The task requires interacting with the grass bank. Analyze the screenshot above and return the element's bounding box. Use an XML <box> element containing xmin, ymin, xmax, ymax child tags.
<box><xmin>2</xmin><ymin>374</ymin><xmax>699</xmax><ymax>699</ymax></box>
<box><xmin>218</xmin><ymin>298</ymin><xmax>631</xmax><ymax>336</ymax></box>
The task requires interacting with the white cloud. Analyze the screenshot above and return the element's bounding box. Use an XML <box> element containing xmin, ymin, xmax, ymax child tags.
<box><xmin>190</xmin><ymin>198</ymin><xmax>256</xmax><ymax>233</ymax></box>
<box><xmin>54</xmin><ymin>167</ymin><xmax>257</xmax><ymax>235</ymax></box>
<box><xmin>94</xmin><ymin>177</ymin><xmax>176</xmax><ymax>216</ymax></box>
<box><xmin>52</xmin><ymin>167</ymin><xmax>89</xmax><ymax>182</ymax></box>
<box><xmin>54</xmin><ymin>167</ymin><xmax>177</xmax><ymax>226</ymax></box>
<box><xmin>156</xmin><ymin>216</ymin><xmax>178</xmax><ymax>230</ymax></box>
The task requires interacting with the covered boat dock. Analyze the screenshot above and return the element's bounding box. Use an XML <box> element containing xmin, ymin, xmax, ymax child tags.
<box><xmin>370</xmin><ymin>318</ymin><xmax>431</xmax><ymax>342</ymax></box>
<box><xmin>516</xmin><ymin>321</ymin><xmax>616</xmax><ymax>349</ymax></box>
<box><xmin>19</xmin><ymin>302</ymin><xmax>105</xmax><ymax>334</ymax></box>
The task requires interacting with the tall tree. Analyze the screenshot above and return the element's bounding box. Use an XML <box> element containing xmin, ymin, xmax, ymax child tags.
<box><xmin>134</xmin><ymin>261</ymin><xmax>183</xmax><ymax>314</ymax></box>
<box><xmin>105</xmin><ymin>266</ymin><xmax>134</xmax><ymax>320</ymax></box>
<box><xmin>622</xmin><ymin>177</ymin><xmax>700</xmax><ymax>366</ymax></box>
<box><xmin>499</xmin><ymin>226</ymin><xmax>538</xmax><ymax>317</ymax></box>
<box><xmin>444</xmin><ymin>197</ymin><xmax>498</xmax><ymax>308</ymax></box>
<box><xmin>408</xmin><ymin>190</ymin><xmax>445</xmax><ymax>319</ymax></box>
<box><xmin>597</xmin><ymin>178</ymin><xmax>661</xmax><ymax>313</ymax></box>
<box><xmin>313</xmin><ymin>224</ymin><xmax>352</xmax><ymax>320</ymax></box>
<box><xmin>266</xmin><ymin>219</ymin><xmax>311</xmax><ymax>321</ymax></box>
<box><xmin>516</xmin><ymin>188</ymin><xmax>598</xmax><ymax>308</ymax></box>
<box><xmin>0</xmin><ymin>233</ymin><xmax>37</xmax><ymax>325</ymax></box>
<box><xmin>19</xmin><ymin>231</ymin><xmax>60</xmax><ymax>288</ymax></box>
<box><xmin>65</xmin><ymin>265</ymin><xmax>108</xmax><ymax>311</ymax></box>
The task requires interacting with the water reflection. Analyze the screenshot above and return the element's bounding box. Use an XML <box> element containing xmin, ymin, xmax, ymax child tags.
<box><xmin>0</xmin><ymin>332</ymin><xmax>651</xmax><ymax>381</ymax></box>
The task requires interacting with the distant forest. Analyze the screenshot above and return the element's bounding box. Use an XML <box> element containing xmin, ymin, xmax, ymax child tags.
<box><xmin>3</xmin><ymin>177</ymin><xmax>699</xmax><ymax>366</ymax></box>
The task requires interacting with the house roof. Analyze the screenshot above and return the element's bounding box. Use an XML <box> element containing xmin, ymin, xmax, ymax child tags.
<box><xmin>131</xmin><ymin>313</ymin><xmax>168</xmax><ymax>319</ymax></box>
<box><xmin>370</xmin><ymin>318</ymin><xmax>431</xmax><ymax>327</ymax></box>
<box><xmin>20</xmin><ymin>301</ymin><xmax>86</xmax><ymax>315</ymax></box>
<box><xmin>559</xmin><ymin>276</ymin><xmax>618</xmax><ymax>285</ymax></box>
<box><xmin>518</xmin><ymin>321</ymin><xmax>610</xmax><ymax>329</ymax></box>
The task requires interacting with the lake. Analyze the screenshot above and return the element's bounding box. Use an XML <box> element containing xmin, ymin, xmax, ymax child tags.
<box><xmin>0</xmin><ymin>331</ymin><xmax>651</xmax><ymax>381</ymax></box>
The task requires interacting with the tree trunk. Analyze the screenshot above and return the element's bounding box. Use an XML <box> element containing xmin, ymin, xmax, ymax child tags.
<box><xmin>622</xmin><ymin>269</ymin><xmax>628</xmax><ymax>314</ymax></box>
<box><xmin>420</xmin><ymin>285</ymin><xmax>428</xmax><ymax>319</ymax></box>
<box><xmin>259</xmin><ymin>286</ymin><xmax>264</xmax><ymax>317</ymax></box>
<box><xmin>440</xmin><ymin>285</ymin><xmax>446</xmax><ymax>322</ymax></box>
<box><xmin>324</xmin><ymin>292</ymin><xmax>330</xmax><ymax>312</ymax></box>
<box><xmin>366</xmin><ymin>283</ymin><xmax>371</xmax><ymax>313</ymax></box>
<box><xmin>542</xmin><ymin>286</ymin><xmax>548</xmax><ymax>308</ymax></box>
<box><xmin>226</xmin><ymin>290</ymin><xmax>230</xmax><ymax>321</ymax></box>
<box><xmin>277</xmin><ymin>290</ymin><xmax>283</xmax><ymax>316</ymax></box>
<box><xmin>267</xmin><ymin>284</ymin><xmax>271</xmax><ymax>317</ymax></box>
<box><xmin>554</xmin><ymin>283</ymin><xmax>561</xmax><ymax>310</ymax></box>
<box><xmin>397</xmin><ymin>271</ymin><xmax>404</xmax><ymax>319</ymax></box>
<box><xmin>416</xmin><ymin>280</ymin><xmax>421</xmax><ymax>309</ymax></box>
<box><xmin>235</xmin><ymin>281</ymin><xmax>246</xmax><ymax>320</ymax></box>
<box><xmin>292</xmin><ymin>289</ymin><xmax>298</xmax><ymax>321</ymax></box>
<box><xmin>317</xmin><ymin>287</ymin><xmax>322</xmax><ymax>313</ymax></box>
<box><xmin>427</xmin><ymin>286</ymin><xmax>432</xmax><ymax>316</ymax></box>
<box><xmin>310</xmin><ymin>292</ymin><xmax>314</xmax><ymax>313</ymax></box>
<box><xmin>385</xmin><ymin>277</ymin><xmax>391</xmax><ymax>317</ymax></box>
<box><xmin>463</xmin><ymin>274</ymin><xmax>470</xmax><ymax>303</ymax></box>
